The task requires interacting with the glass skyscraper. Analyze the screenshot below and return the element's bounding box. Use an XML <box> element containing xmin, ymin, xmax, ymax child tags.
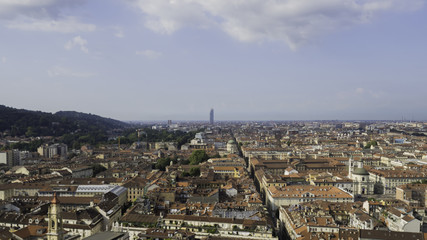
<box><xmin>210</xmin><ymin>108</ymin><xmax>214</xmax><ymax>125</ymax></box>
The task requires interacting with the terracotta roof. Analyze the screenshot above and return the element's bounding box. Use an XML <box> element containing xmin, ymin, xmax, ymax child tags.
<box><xmin>268</xmin><ymin>185</ymin><xmax>353</xmax><ymax>199</ymax></box>
<box><xmin>13</xmin><ymin>225</ymin><xmax>47</xmax><ymax>239</ymax></box>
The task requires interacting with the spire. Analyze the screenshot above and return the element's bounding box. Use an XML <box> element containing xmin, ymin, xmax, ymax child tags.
<box><xmin>48</xmin><ymin>192</ymin><xmax>64</xmax><ymax>240</ymax></box>
<box><xmin>51</xmin><ymin>192</ymin><xmax>59</xmax><ymax>204</ymax></box>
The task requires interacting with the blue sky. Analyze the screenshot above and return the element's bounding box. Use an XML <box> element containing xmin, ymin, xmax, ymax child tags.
<box><xmin>0</xmin><ymin>0</ymin><xmax>426</xmax><ymax>121</ymax></box>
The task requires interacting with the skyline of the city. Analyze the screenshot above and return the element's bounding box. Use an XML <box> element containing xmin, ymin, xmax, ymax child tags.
<box><xmin>1</xmin><ymin>103</ymin><xmax>425</xmax><ymax>122</ymax></box>
<box><xmin>2</xmin><ymin>1</ymin><xmax>427</xmax><ymax>236</ymax></box>
<box><xmin>2</xmin><ymin>118</ymin><xmax>427</xmax><ymax>239</ymax></box>
<box><xmin>1</xmin><ymin>0</ymin><xmax>427</xmax><ymax>121</ymax></box>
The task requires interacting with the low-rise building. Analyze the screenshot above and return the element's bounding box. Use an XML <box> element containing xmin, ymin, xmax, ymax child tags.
<box><xmin>383</xmin><ymin>207</ymin><xmax>421</xmax><ymax>233</ymax></box>
<box><xmin>266</xmin><ymin>185</ymin><xmax>353</xmax><ymax>212</ymax></box>
<box><xmin>369</xmin><ymin>169</ymin><xmax>426</xmax><ymax>195</ymax></box>
<box><xmin>396</xmin><ymin>183</ymin><xmax>427</xmax><ymax>207</ymax></box>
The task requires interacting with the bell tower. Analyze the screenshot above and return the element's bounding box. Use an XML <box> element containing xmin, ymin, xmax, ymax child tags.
<box><xmin>348</xmin><ymin>156</ymin><xmax>353</xmax><ymax>178</ymax></box>
<box><xmin>47</xmin><ymin>193</ymin><xmax>64</xmax><ymax>240</ymax></box>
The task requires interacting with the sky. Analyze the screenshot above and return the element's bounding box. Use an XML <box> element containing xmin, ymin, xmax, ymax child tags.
<box><xmin>0</xmin><ymin>0</ymin><xmax>427</xmax><ymax>121</ymax></box>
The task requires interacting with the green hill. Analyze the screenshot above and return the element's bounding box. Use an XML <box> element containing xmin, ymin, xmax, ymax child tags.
<box><xmin>0</xmin><ymin>105</ymin><xmax>128</xmax><ymax>148</ymax></box>
<box><xmin>55</xmin><ymin>111</ymin><xmax>127</xmax><ymax>130</ymax></box>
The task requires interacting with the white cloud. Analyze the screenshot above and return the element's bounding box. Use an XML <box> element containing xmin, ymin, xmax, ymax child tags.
<box><xmin>0</xmin><ymin>1</ymin><xmax>95</xmax><ymax>34</ymax></box>
<box><xmin>47</xmin><ymin>66</ymin><xmax>96</xmax><ymax>78</ymax></box>
<box><xmin>115</xmin><ymin>31</ymin><xmax>124</xmax><ymax>38</ymax></box>
<box><xmin>354</xmin><ymin>87</ymin><xmax>385</xmax><ymax>99</ymax></box>
<box><xmin>130</xmin><ymin>0</ymin><xmax>424</xmax><ymax>50</ymax></box>
<box><xmin>136</xmin><ymin>50</ymin><xmax>162</xmax><ymax>59</ymax></box>
<box><xmin>113</xmin><ymin>27</ymin><xmax>125</xmax><ymax>38</ymax></box>
<box><xmin>338</xmin><ymin>87</ymin><xmax>386</xmax><ymax>100</ymax></box>
<box><xmin>0</xmin><ymin>0</ymin><xmax>87</xmax><ymax>19</ymax></box>
<box><xmin>355</xmin><ymin>88</ymin><xmax>365</xmax><ymax>95</ymax></box>
<box><xmin>133</xmin><ymin>0</ymin><xmax>212</xmax><ymax>35</ymax></box>
<box><xmin>65</xmin><ymin>36</ymin><xmax>89</xmax><ymax>53</ymax></box>
<box><xmin>6</xmin><ymin>17</ymin><xmax>96</xmax><ymax>33</ymax></box>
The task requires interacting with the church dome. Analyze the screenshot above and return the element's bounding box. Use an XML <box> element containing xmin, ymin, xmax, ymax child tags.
<box><xmin>227</xmin><ymin>140</ymin><xmax>236</xmax><ymax>144</ymax></box>
<box><xmin>352</xmin><ymin>167</ymin><xmax>369</xmax><ymax>175</ymax></box>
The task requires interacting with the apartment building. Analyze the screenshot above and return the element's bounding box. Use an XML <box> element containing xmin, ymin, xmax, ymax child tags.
<box><xmin>266</xmin><ymin>185</ymin><xmax>353</xmax><ymax>212</ymax></box>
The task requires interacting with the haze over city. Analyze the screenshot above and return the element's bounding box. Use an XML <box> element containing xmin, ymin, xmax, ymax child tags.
<box><xmin>1</xmin><ymin>0</ymin><xmax>427</xmax><ymax>121</ymax></box>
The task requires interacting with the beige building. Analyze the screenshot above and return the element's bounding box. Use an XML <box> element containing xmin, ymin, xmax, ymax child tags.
<box><xmin>212</xmin><ymin>166</ymin><xmax>242</xmax><ymax>179</ymax></box>
<box><xmin>266</xmin><ymin>185</ymin><xmax>353</xmax><ymax>212</ymax></box>
<box><xmin>123</xmin><ymin>177</ymin><xmax>148</xmax><ymax>202</ymax></box>
<box><xmin>396</xmin><ymin>183</ymin><xmax>427</xmax><ymax>207</ymax></box>
<box><xmin>0</xmin><ymin>183</ymin><xmax>44</xmax><ymax>200</ymax></box>
<box><xmin>162</xmin><ymin>215</ymin><xmax>275</xmax><ymax>239</ymax></box>
<box><xmin>369</xmin><ymin>169</ymin><xmax>426</xmax><ymax>195</ymax></box>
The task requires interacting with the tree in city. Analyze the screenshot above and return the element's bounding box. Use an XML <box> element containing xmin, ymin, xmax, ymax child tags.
<box><xmin>189</xmin><ymin>150</ymin><xmax>209</xmax><ymax>165</ymax></box>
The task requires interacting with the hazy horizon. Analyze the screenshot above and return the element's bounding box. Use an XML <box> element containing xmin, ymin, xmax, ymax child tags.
<box><xmin>3</xmin><ymin>104</ymin><xmax>423</xmax><ymax>123</ymax></box>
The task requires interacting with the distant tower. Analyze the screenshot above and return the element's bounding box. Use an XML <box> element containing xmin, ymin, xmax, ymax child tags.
<box><xmin>47</xmin><ymin>193</ymin><xmax>64</xmax><ymax>240</ymax></box>
<box><xmin>210</xmin><ymin>108</ymin><xmax>214</xmax><ymax>125</ymax></box>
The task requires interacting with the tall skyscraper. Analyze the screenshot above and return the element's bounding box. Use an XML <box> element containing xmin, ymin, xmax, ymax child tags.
<box><xmin>210</xmin><ymin>108</ymin><xmax>214</xmax><ymax>125</ymax></box>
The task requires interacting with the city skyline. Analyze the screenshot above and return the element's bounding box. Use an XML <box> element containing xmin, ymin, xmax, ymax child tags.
<box><xmin>1</xmin><ymin>0</ymin><xmax>427</xmax><ymax>121</ymax></box>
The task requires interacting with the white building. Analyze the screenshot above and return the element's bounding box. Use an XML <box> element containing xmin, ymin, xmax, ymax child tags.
<box><xmin>384</xmin><ymin>207</ymin><xmax>421</xmax><ymax>233</ymax></box>
<box><xmin>226</xmin><ymin>140</ymin><xmax>238</xmax><ymax>154</ymax></box>
<box><xmin>348</xmin><ymin>157</ymin><xmax>374</xmax><ymax>195</ymax></box>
